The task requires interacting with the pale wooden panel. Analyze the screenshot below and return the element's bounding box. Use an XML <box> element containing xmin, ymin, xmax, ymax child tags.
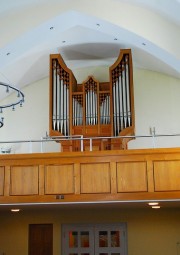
<box><xmin>80</xmin><ymin>163</ymin><xmax>110</xmax><ymax>193</ymax></box>
<box><xmin>0</xmin><ymin>167</ymin><xmax>5</xmax><ymax>195</ymax></box>
<box><xmin>10</xmin><ymin>166</ymin><xmax>39</xmax><ymax>195</ymax></box>
<box><xmin>74</xmin><ymin>163</ymin><xmax>80</xmax><ymax>194</ymax></box>
<box><xmin>45</xmin><ymin>164</ymin><xmax>74</xmax><ymax>194</ymax></box>
<box><xmin>84</xmin><ymin>146</ymin><xmax>100</xmax><ymax>151</ymax></box>
<box><xmin>39</xmin><ymin>165</ymin><xmax>45</xmax><ymax>195</ymax></box>
<box><xmin>146</xmin><ymin>160</ymin><xmax>154</xmax><ymax>192</ymax></box>
<box><xmin>110</xmin><ymin>162</ymin><xmax>117</xmax><ymax>194</ymax></box>
<box><xmin>4</xmin><ymin>166</ymin><xmax>10</xmax><ymax>196</ymax></box>
<box><xmin>117</xmin><ymin>162</ymin><xmax>148</xmax><ymax>192</ymax></box>
<box><xmin>154</xmin><ymin>161</ymin><xmax>180</xmax><ymax>191</ymax></box>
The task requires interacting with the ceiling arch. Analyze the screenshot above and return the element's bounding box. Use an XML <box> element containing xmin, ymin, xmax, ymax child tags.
<box><xmin>0</xmin><ymin>0</ymin><xmax>180</xmax><ymax>101</ymax></box>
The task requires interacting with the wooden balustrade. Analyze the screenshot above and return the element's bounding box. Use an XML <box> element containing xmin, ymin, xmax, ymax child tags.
<box><xmin>0</xmin><ymin>148</ymin><xmax>180</xmax><ymax>204</ymax></box>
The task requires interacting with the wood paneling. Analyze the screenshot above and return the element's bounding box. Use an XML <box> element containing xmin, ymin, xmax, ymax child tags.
<box><xmin>1</xmin><ymin>148</ymin><xmax>180</xmax><ymax>204</ymax></box>
<box><xmin>117</xmin><ymin>162</ymin><xmax>147</xmax><ymax>192</ymax></box>
<box><xmin>154</xmin><ymin>161</ymin><xmax>180</xmax><ymax>191</ymax></box>
<box><xmin>45</xmin><ymin>164</ymin><xmax>74</xmax><ymax>194</ymax></box>
<box><xmin>80</xmin><ymin>163</ymin><xmax>110</xmax><ymax>193</ymax></box>
<box><xmin>10</xmin><ymin>166</ymin><xmax>39</xmax><ymax>195</ymax></box>
<box><xmin>0</xmin><ymin>166</ymin><xmax>5</xmax><ymax>195</ymax></box>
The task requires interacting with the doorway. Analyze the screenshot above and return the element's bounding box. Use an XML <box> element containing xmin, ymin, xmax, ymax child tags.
<box><xmin>62</xmin><ymin>223</ymin><xmax>127</xmax><ymax>255</ymax></box>
<box><xmin>29</xmin><ymin>224</ymin><xmax>53</xmax><ymax>255</ymax></box>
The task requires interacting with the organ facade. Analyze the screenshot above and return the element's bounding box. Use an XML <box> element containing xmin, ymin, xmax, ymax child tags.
<box><xmin>49</xmin><ymin>49</ymin><xmax>135</xmax><ymax>151</ymax></box>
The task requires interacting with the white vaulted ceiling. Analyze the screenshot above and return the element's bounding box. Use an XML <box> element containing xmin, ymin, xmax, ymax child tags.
<box><xmin>0</xmin><ymin>0</ymin><xmax>180</xmax><ymax>101</ymax></box>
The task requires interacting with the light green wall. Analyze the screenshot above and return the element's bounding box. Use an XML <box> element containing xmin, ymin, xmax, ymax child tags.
<box><xmin>0</xmin><ymin>207</ymin><xmax>179</xmax><ymax>255</ymax></box>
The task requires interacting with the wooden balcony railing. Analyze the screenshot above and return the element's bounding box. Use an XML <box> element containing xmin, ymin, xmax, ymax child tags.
<box><xmin>0</xmin><ymin>147</ymin><xmax>180</xmax><ymax>205</ymax></box>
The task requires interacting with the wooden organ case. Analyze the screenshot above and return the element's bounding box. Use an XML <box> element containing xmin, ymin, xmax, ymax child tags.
<box><xmin>49</xmin><ymin>49</ymin><xmax>135</xmax><ymax>151</ymax></box>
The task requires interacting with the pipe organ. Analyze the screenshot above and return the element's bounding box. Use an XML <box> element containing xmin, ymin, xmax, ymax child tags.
<box><xmin>49</xmin><ymin>49</ymin><xmax>135</xmax><ymax>151</ymax></box>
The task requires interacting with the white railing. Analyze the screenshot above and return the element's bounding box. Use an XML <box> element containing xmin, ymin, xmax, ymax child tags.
<box><xmin>1</xmin><ymin>133</ymin><xmax>180</xmax><ymax>154</ymax></box>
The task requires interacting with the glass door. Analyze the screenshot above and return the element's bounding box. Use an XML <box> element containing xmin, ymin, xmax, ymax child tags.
<box><xmin>62</xmin><ymin>225</ymin><xmax>94</xmax><ymax>255</ymax></box>
<box><xmin>62</xmin><ymin>223</ymin><xmax>127</xmax><ymax>255</ymax></box>
<box><xmin>94</xmin><ymin>224</ymin><xmax>127</xmax><ymax>255</ymax></box>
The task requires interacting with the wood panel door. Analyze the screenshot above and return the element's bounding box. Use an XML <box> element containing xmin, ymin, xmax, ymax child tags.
<box><xmin>29</xmin><ymin>224</ymin><xmax>53</xmax><ymax>255</ymax></box>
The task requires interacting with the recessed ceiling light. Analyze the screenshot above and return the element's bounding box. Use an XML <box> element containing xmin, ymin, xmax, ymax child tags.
<box><xmin>148</xmin><ymin>202</ymin><xmax>159</xmax><ymax>206</ymax></box>
<box><xmin>151</xmin><ymin>206</ymin><xmax>161</xmax><ymax>209</ymax></box>
<box><xmin>11</xmin><ymin>209</ymin><xmax>20</xmax><ymax>212</ymax></box>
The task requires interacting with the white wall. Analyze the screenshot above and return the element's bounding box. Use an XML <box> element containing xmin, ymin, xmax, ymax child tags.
<box><xmin>0</xmin><ymin>78</ymin><xmax>59</xmax><ymax>153</ymax></box>
<box><xmin>129</xmin><ymin>68</ymin><xmax>180</xmax><ymax>149</ymax></box>
<box><xmin>0</xmin><ymin>67</ymin><xmax>180</xmax><ymax>153</ymax></box>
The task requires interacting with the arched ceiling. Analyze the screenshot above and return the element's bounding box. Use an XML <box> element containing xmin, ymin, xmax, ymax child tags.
<box><xmin>0</xmin><ymin>0</ymin><xmax>180</xmax><ymax>101</ymax></box>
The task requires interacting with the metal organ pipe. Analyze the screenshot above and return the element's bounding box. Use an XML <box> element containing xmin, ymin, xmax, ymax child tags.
<box><xmin>72</xmin><ymin>97</ymin><xmax>75</xmax><ymax>126</ymax></box>
<box><xmin>112</xmin><ymin>54</ymin><xmax>132</xmax><ymax>136</ymax></box>
<box><xmin>52</xmin><ymin>59</ymin><xmax>70</xmax><ymax>137</ymax></box>
<box><xmin>125</xmin><ymin>59</ymin><xmax>131</xmax><ymax>127</ymax></box>
<box><xmin>121</xmin><ymin>67</ymin><xmax>125</xmax><ymax>129</ymax></box>
<box><xmin>100</xmin><ymin>94</ymin><xmax>110</xmax><ymax>125</ymax></box>
<box><xmin>73</xmin><ymin>95</ymin><xmax>83</xmax><ymax>126</ymax></box>
<box><xmin>85</xmin><ymin>80</ymin><xmax>98</xmax><ymax>126</ymax></box>
<box><xmin>52</xmin><ymin>61</ymin><xmax>56</xmax><ymax>131</ymax></box>
<box><xmin>86</xmin><ymin>90</ymin><xmax>88</xmax><ymax>125</ymax></box>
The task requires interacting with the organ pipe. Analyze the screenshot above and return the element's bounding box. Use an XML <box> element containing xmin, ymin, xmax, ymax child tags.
<box><xmin>110</xmin><ymin>49</ymin><xmax>134</xmax><ymax>138</ymax></box>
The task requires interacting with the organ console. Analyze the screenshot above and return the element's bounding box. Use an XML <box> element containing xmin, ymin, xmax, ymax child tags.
<box><xmin>49</xmin><ymin>49</ymin><xmax>135</xmax><ymax>151</ymax></box>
